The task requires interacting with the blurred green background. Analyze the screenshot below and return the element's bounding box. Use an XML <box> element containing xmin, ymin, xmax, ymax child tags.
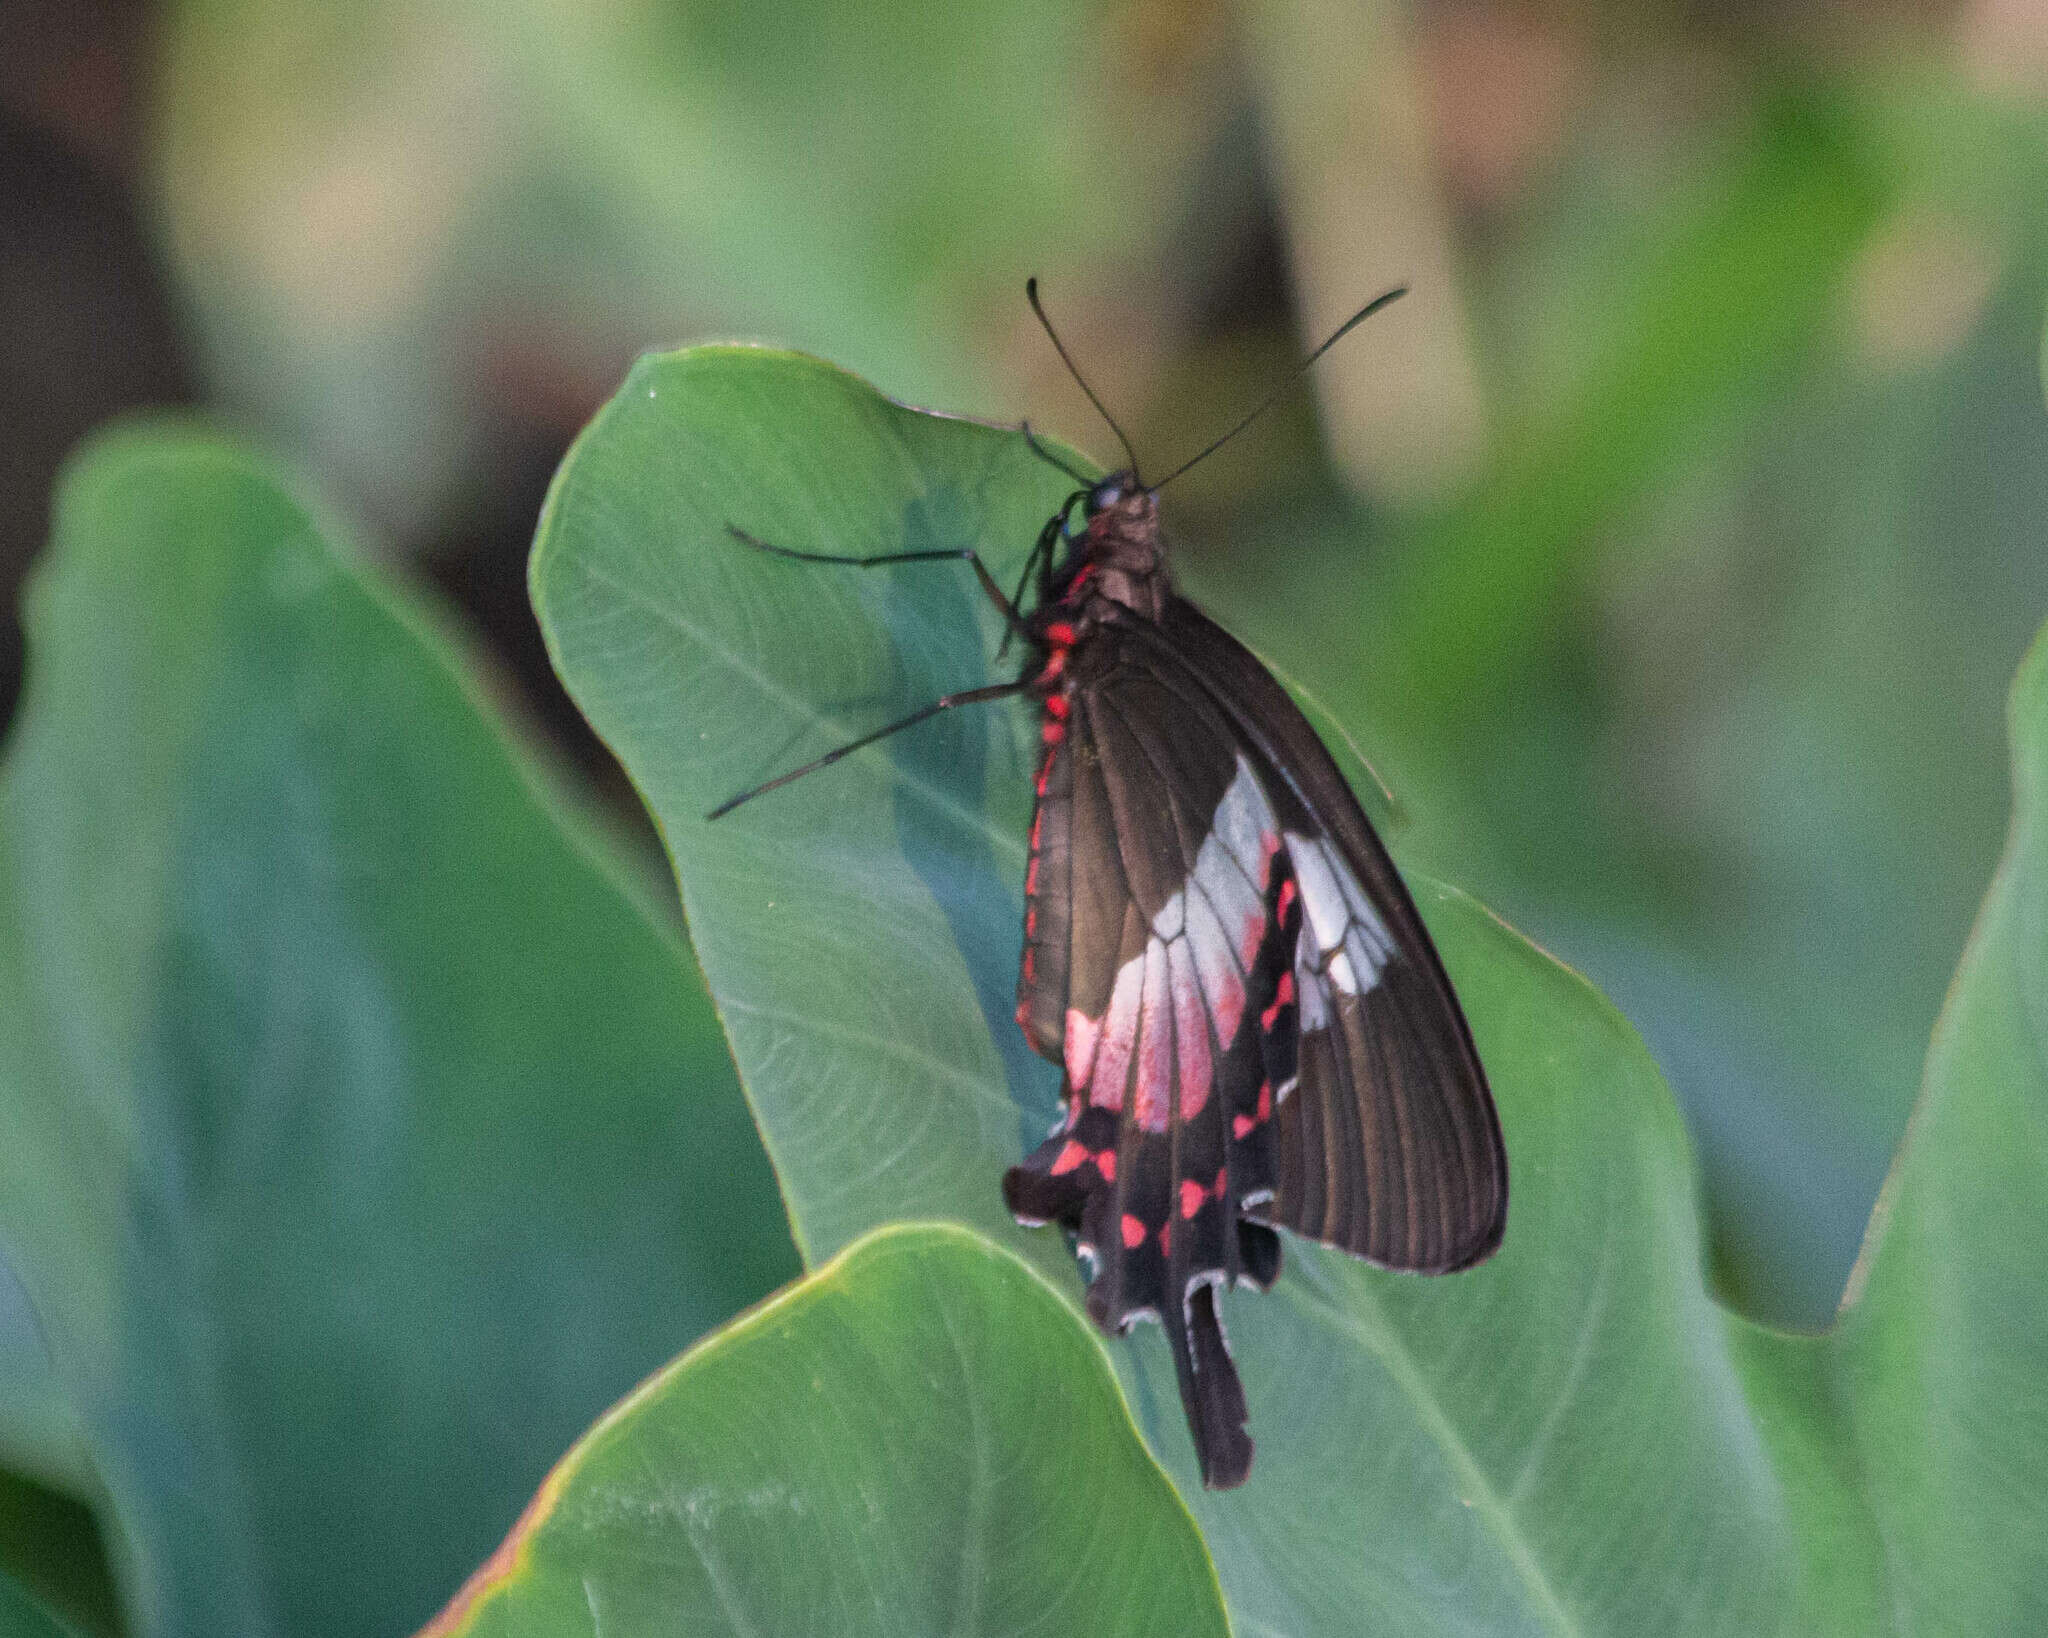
<box><xmin>6</xmin><ymin>0</ymin><xmax>2046</xmax><ymax>1365</ymax></box>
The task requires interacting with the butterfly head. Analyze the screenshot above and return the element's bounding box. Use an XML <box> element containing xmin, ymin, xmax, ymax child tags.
<box><xmin>1084</xmin><ymin>472</ymin><xmax>1135</xmax><ymax>516</ymax></box>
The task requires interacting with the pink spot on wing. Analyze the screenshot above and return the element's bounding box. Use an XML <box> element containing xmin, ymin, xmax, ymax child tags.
<box><xmin>1044</xmin><ymin>691</ymin><xmax>1070</xmax><ymax>720</ymax></box>
<box><xmin>1121</xmin><ymin>1213</ymin><xmax>1146</xmax><ymax>1249</ymax></box>
<box><xmin>1064</xmin><ymin>1007</ymin><xmax>1102</xmax><ymax>1090</ymax></box>
<box><xmin>1277</xmin><ymin>877</ymin><xmax>1297</xmax><ymax>924</ymax></box>
<box><xmin>1257</xmin><ymin>1081</ymin><xmax>1272</xmax><ymax>1121</ymax></box>
<box><xmin>1041</xmin><ymin>718</ymin><xmax>1065</xmax><ymax>746</ymax></box>
<box><xmin>1213</xmin><ymin>1168</ymin><xmax>1227</xmax><ymax>1197</ymax></box>
<box><xmin>1132</xmin><ymin>943</ymin><xmax>1171</xmax><ymax>1133</ymax></box>
<box><xmin>1050</xmin><ymin>1140</ymin><xmax>1089</xmax><ymax>1176</ymax></box>
<box><xmin>1180</xmin><ymin>1179</ymin><xmax>1205</xmax><ymax>1219</ymax></box>
<box><xmin>1094</xmin><ymin>1149</ymin><xmax>1116</xmax><ymax>1183</ymax></box>
<box><xmin>1233</xmin><ymin>1114</ymin><xmax>1254</xmax><ymax>1140</ymax></box>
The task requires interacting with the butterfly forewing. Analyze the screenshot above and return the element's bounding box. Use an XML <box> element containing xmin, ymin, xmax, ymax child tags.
<box><xmin>1140</xmin><ymin>600</ymin><xmax>1506</xmax><ymax>1271</ymax></box>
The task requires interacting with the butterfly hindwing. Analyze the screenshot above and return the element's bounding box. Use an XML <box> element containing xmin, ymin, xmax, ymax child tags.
<box><xmin>1008</xmin><ymin>628</ymin><xmax>1299</xmax><ymax>1487</ymax></box>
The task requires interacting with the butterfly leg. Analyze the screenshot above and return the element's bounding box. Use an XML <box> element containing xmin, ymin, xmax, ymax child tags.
<box><xmin>724</xmin><ymin>526</ymin><xmax>1030</xmax><ymax>644</ymax></box>
<box><xmin>706</xmin><ymin>679</ymin><xmax>1027</xmax><ymax>820</ymax></box>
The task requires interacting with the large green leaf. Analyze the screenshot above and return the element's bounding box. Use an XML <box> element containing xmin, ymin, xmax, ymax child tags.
<box><xmin>0</xmin><ymin>428</ymin><xmax>799</xmax><ymax>1638</ymax></box>
<box><xmin>1831</xmin><ymin>624</ymin><xmax>2048</xmax><ymax>1631</ymax></box>
<box><xmin>424</xmin><ymin>1223</ymin><xmax>1228</xmax><ymax>1638</ymax></box>
<box><xmin>534</xmin><ymin>346</ymin><xmax>2048</xmax><ymax>1632</ymax></box>
<box><xmin>0</xmin><ymin>1566</ymin><xmax>83</xmax><ymax>1638</ymax></box>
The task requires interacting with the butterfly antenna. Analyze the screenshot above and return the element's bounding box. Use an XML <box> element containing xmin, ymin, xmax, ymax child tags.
<box><xmin>1152</xmin><ymin>285</ymin><xmax>1408</xmax><ymax>492</ymax></box>
<box><xmin>1019</xmin><ymin>420</ymin><xmax>1093</xmax><ymax>486</ymax></box>
<box><xmin>1027</xmin><ymin>277</ymin><xmax>1143</xmax><ymax>484</ymax></box>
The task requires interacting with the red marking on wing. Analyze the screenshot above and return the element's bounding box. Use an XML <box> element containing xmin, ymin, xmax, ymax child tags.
<box><xmin>1045</xmin><ymin>620</ymin><xmax>1076</xmax><ymax>645</ymax></box>
<box><xmin>1121</xmin><ymin>1213</ymin><xmax>1146</xmax><ymax>1249</ymax></box>
<box><xmin>1095</xmin><ymin>1148</ymin><xmax>1116</xmax><ymax>1183</ymax></box>
<box><xmin>1039</xmin><ymin>648</ymin><xmax>1068</xmax><ymax>683</ymax></box>
<box><xmin>1233</xmin><ymin>1113</ymin><xmax>1254</xmax><ymax>1140</ymax></box>
<box><xmin>1261</xmin><ymin>969</ymin><xmax>1295</xmax><ymax>1030</ymax></box>
<box><xmin>1257</xmin><ymin>1081</ymin><xmax>1272</xmax><ymax>1121</ymax></box>
<box><xmin>1213</xmin><ymin>1168</ymin><xmax>1227</xmax><ymax>1196</ymax></box>
<box><xmin>1041</xmin><ymin>718</ymin><xmax>1066</xmax><ymax>746</ymax></box>
<box><xmin>1044</xmin><ymin>691</ymin><xmax>1070</xmax><ymax>720</ymax></box>
<box><xmin>1277</xmin><ymin>876</ymin><xmax>1297</xmax><ymax>923</ymax></box>
<box><xmin>1180</xmin><ymin>1178</ymin><xmax>1206</xmax><ymax>1219</ymax></box>
<box><xmin>1050</xmin><ymin>1140</ymin><xmax>1089</xmax><ymax>1176</ymax></box>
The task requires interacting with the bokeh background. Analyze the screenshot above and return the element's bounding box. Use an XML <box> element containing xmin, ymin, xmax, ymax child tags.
<box><xmin>7</xmin><ymin>0</ymin><xmax>2047</xmax><ymax>1352</ymax></box>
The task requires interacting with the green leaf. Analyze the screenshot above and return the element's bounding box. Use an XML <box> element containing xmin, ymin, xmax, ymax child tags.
<box><xmin>0</xmin><ymin>1565</ymin><xmax>84</xmax><ymax>1638</ymax></box>
<box><xmin>425</xmin><ymin>1222</ymin><xmax>1228</xmax><ymax>1638</ymax></box>
<box><xmin>0</xmin><ymin>1470</ymin><xmax>118</xmax><ymax>1638</ymax></box>
<box><xmin>535</xmin><ymin>346</ymin><xmax>2048</xmax><ymax>1632</ymax></box>
<box><xmin>0</xmin><ymin>426</ymin><xmax>799</xmax><ymax>1638</ymax></box>
<box><xmin>1831</xmin><ymin>625</ymin><xmax>2048</xmax><ymax>1631</ymax></box>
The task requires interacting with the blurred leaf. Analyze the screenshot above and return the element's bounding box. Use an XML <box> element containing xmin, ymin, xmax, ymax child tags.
<box><xmin>425</xmin><ymin>1223</ymin><xmax>1229</xmax><ymax>1638</ymax></box>
<box><xmin>1832</xmin><ymin>620</ymin><xmax>2048</xmax><ymax>1630</ymax></box>
<box><xmin>0</xmin><ymin>1254</ymin><xmax>89</xmax><ymax>1497</ymax></box>
<box><xmin>154</xmin><ymin>0</ymin><xmax>1221</xmax><ymax>533</ymax></box>
<box><xmin>535</xmin><ymin>347</ymin><xmax>2048</xmax><ymax>1631</ymax></box>
<box><xmin>0</xmin><ymin>427</ymin><xmax>798</xmax><ymax>1638</ymax></box>
<box><xmin>1386</xmin><ymin>86</ymin><xmax>1889</xmax><ymax>724</ymax></box>
<box><xmin>0</xmin><ymin>1471</ymin><xmax>118</xmax><ymax>1638</ymax></box>
<box><xmin>0</xmin><ymin>1566</ymin><xmax>83</xmax><ymax>1638</ymax></box>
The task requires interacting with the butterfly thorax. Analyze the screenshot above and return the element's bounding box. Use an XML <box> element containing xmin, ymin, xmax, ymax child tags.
<box><xmin>1031</xmin><ymin>480</ymin><xmax>1172</xmax><ymax>657</ymax></box>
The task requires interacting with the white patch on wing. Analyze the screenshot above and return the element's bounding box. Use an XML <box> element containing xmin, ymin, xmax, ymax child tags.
<box><xmin>1284</xmin><ymin>832</ymin><xmax>1394</xmax><ymax>998</ymax></box>
<box><xmin>1090</xmin><ymin>950</ymin><xmax>1145</xmax><ymax>1110</ymax></box>
<box><xmin>1212</xmin><ymin>758</ymin><xmax>1279</xmax><ymax>886</ymax></box>
<box><xmin>1288</xmin><ymin>834</ymin><xmax>1351</xmax><ymax>955</ymax></box>
<box><xmin>1194</xmin><ymin>836</ymin><xmax>1264</xmax><ymax>969</ymax></box>
<box><xmin>1167</xmin><ymin>936</ymin><xmax>1212</xmax><ymax>1119</ymax></box>
<box><xmin>1151</xmin><ymin>891</ymin><xmax>1184</xmax><ymax>941</ymax></box>
<box><xmin>1073</xmin><ymin>759</ymin><xmax>1284</xmax><ymax>1122</ymax></box>
<box><xmin>1184</xmin><ymin>887</ymin><xmax>1246</xmax><ymax>1047</ymax></box>
<box><xmin>1294</xmin><ymin>961</ymin><xmax>1330</xmax><ymax>1033</ymax></box>
<box><xmin>1134</xmin><ymin>936</ymin><xmax>1173</xmax><ymax>1132</ymax></box>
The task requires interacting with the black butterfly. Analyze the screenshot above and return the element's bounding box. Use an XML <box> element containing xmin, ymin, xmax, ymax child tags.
<box><xmin>713</xmin><ymin>282</ymin><xmax>1506</xmax><ymax>1489</ymax></box>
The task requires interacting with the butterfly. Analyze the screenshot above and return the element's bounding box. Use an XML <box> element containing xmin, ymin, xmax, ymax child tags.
<box><xmin>713</xmin><ymin>281</ymin><xmax>1507</xmax><ymax>1488</ymax></box>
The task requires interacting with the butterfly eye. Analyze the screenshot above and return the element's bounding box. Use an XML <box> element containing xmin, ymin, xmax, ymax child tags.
<box><xmin>1087</xmin><ymin>476</ymin><xmax>1126</xmax><ymax>513</ymax></box>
